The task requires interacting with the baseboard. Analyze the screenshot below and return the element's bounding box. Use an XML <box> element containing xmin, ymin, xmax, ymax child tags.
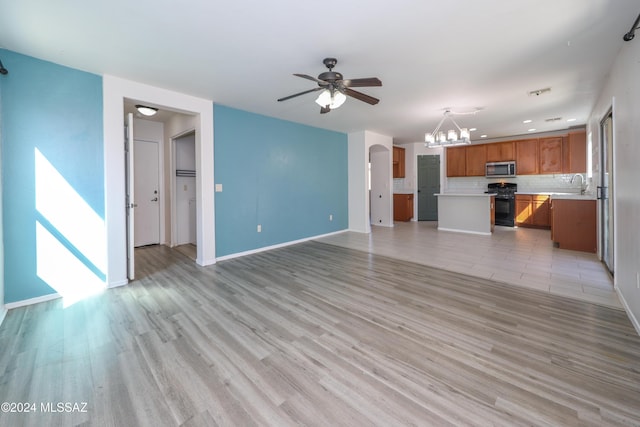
<box><xmin>437</xmin><ymin>226</ymin><xmax>491</xmax><ymax>236</ymax></box>
<box><xmin>216</xmin><ymin>229</ymin><xmax>348</xmax><ymax>262</ymax></box>
<box><xmin>108</xmin><ymin>279</ymin><xmax>128</xmax><ymax>289</ymax></box>
<box><xmin>5</xmin><ymin>292</ymin><xmax>61</xmax><ymax>310</ymax></box>
<box><xmin>617</xmin><ymin>287</ymin><xmax>640</xmax><ymax>337</ymax></box>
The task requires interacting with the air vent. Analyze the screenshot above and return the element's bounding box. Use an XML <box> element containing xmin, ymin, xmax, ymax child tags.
<box><xmin>545</xmin><ymin>117</ymin><xmax>562</xmax><ymax>122</ymax></box>
<box><xmin>528</xmin><ymin>87</ymin><xmax>551</xmax><ymax>97</ymax></box>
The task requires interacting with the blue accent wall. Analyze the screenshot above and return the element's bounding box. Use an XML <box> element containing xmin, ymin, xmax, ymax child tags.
<box><xmin>0</xmin><ymin>50</ymin><xmax>104</xmax><ymax>303</ymax></box>
<box><xmin>214</xmin><ymin>105</ymin><xmax>348</xmax><ymax>257</ymax></box>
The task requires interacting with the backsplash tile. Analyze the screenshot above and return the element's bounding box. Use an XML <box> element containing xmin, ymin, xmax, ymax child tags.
<box><xmin>446</xmin><ymin>174</ymin><xmax>593</xmax><ymax>194</ymax></box>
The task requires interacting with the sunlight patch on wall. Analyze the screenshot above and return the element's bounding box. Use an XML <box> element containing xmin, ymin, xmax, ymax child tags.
<box><xmin>34</xmin><ymin>148</ymin><xmax>106</xmax><ymax>307</ymax></box>
<box><xmin>35</xmin><ymin>222</ymin><xmax>105</xmax><ymax>307</ymax></box>
<box><xmin>35</xmin><ymin>148</ymin><xmax>106</xmax><ymax>272</ymax></box>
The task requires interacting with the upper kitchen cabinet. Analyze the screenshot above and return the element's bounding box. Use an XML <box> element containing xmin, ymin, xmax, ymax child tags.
<box><xmin>563</xmin><ymin>130</ymin><xmax>587</xmax><ymax>173</ymax></box>
<box><xmin>465</xmin><ymin>144</ymin><xmax>487</xmax><ymax>176</ymax></box>
<box><xmin>486</xmin><ymin>141</ymin><xmax>515</xmax><ymax>162</ymax></box>
<box><xmin>538</xmin><ymin>137</ymin><xmax>563</xmax><ymax>174</ymax></box>
<box><xmin>516</xmin><ymin>139</ymin><xmax>539</xmax><ymax>175</ymax></box>
<box><xmin>446</xmin><ymin>146</ymin><xmax>466</xmax><ymax>177</ymax></box>
<box><xmin>392</xmin><ymin>146</ymin><xmax>406</xmax><ymax>178</ymax></box>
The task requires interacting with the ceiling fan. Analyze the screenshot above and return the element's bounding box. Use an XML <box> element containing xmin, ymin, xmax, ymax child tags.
<box><xmin>277</xmin><ymin>58</ymin><xmax>382</xmax><ymax>114</ymax></box>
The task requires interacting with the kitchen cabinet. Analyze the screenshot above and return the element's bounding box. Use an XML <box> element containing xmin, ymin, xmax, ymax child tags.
<box><xmin>446</xmin><ymin>146</ymin><xmax>466</xmax><ymax>177</ymax></box>
<box><xmin>465</xmin><ymin>144</ymin><xmax>487</xmax><ymax>176</ymax></box>
<box><xmin>515</xmin><ymin>194</ymin><xmax>550</xmax><ymax>228</ymax></box>
<box><xmin>516</xmin><ymin>139</ymin><xmax>539</xmax><ymax>175</ymax></box>
<box><xmin>538</xmin><ymin>137</ymin><xmax>563</xmax><ymax>174</ymax></box>
<box><xmin>551</xmin><ymin>198</ymin><xmax>596</xmax><ymax>252</ymax></box>
<box><xmin>393</xmin><ymin>146</ymin><xmax>406</xmax><ymax>178</ymax></box>
<box><xmin>563</xmin><ymin>130</ymin><xmax>587</xmax><ymax>173</ymax></box>
<box><xmin>393</xmin><ymin>193</ymin><xmax>414</xmax><ymax>221</ymax></box>
<box><xmin>486</xmin><ymin>141</ymin><xmax>515</xmax><ymax>162</ymax></box>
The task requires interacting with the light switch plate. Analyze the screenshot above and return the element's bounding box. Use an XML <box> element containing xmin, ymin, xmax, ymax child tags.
<box><xmin>215</xmin><ymin>183</ymin><xmax>223</xmax><ymax>192</ymax></box>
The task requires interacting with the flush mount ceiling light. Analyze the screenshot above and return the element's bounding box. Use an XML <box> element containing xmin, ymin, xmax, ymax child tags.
<box><xmin>135</xmin><ymin>105</ymin><xmax>158</xmax><ymax>116</ymax></box>
<box><xmin>425</xmin><ymin>109</ymin><xmax>474</xmax><ymax>148</ymax></box>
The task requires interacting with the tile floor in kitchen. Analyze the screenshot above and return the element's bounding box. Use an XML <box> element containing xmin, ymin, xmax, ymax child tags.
<box><xmin>316</xmin><ymin>220</ymin><xmax>620</xmax><ymax>309</ymax></box>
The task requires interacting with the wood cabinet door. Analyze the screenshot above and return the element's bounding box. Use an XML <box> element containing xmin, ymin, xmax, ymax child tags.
<box><xmin>392</xmin><ymin>146</ymin><xmax>406</xmax><ymax>178</ymax></box>
<box><xmin>532</xmin><ymin>196</ymin><xmax>550</xmax><ymax>227</ymax></box>
<box><xmin>516</xmin><ymin>139</ymin><xmax>538</xmax><ymax>175</ymax></box>
<box><xmin>486</xmin><ymin>141</ymin><xmax>515</xmax><ymax>162</ymax></box>
<box><xmin>538</xmin><ymin>137</ymin><xmax>563</xmax><ymax>174</ymax></box>
<box><xmin>515</xmin><ymin>195</ymin><xmax>532</xmax><ymax>225</ymax></box>
<box><xmin>446</xmin><ymin>146</ymin><xmax>466</xmax><ymax>177</ymax></box>
<box><xmin>565</xmin><ymin>130</ymin><xmax>586</xmax><ymax>173</ymax></box>
<box><xmin>465</xmin><ymin>144</ymin><xmax>487</xmax><ymax>176</ymax></box>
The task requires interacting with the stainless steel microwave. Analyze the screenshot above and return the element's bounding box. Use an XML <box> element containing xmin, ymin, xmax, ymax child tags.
<box><xmin>486</xmin><ymin>161</ymin><xmax>516</xmax><ymax>178</ymax></box>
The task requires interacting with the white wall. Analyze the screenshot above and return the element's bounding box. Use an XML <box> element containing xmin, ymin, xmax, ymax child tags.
<box><xmin>103</xmin><ymin>75</ymin><xmax>214</xmax><ymax>288</ymax></box>
<box><xmin>588</xmin><ymin>38</ymin><xmax>640</xmax><ymax>331</ymax></box>
<box><xmin>370</xmin><ymin>146</ymin><xmax>392</xmax><ymax>227</ymax></box>
<box><xmin>348</xmin><ymin>131</ymin><xmax>393</xmax><ymax>232</ymax></box>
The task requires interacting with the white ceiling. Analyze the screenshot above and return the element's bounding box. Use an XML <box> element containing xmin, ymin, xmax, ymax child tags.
<box><xmin>1</xmin><ymin>0</ymin><xmax>638</xmax><ymax>143</ymax></box>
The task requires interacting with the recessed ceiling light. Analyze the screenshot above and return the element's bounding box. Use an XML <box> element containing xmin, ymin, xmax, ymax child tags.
<box><xmin>480</xmin><ymin>134</ymin><xmax>487</xmax><ymax>138</ymax></box>
<box><xmin>469</xmin><ymin>128</ymin><xmax>477</xmax><ymax>132</ymax></box>
<box><xmin>528</xmin><ymin>128</ymin><xmax>536</xmax><ymax>132</ymax></box>
<box><xmin>567</xmin><ymin>118</ymin><xmax>577</xmax><ymax>122</ymax></box>
<box><xmin>523</xmin><ymin>119</ymin><xmax>532</xmax><ymax>124</ymax></box>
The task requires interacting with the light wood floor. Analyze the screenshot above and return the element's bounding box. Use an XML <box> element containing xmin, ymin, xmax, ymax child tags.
<box><xmin>0</xmin><ymin>240</ymin><xmax>639</xmax><ymax>426</ymax></box>
<box><xmin>318</xmin><ymin>221</ymin><xmax>620</xmax><ymax>309</ymax></box>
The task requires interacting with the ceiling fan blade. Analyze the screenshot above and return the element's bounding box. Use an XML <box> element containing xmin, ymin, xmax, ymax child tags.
<box><xmin>293</xmin><ymin>73</ymin><xmax>329</xmax><ymax>86</ymax></box>
<box><xmin>277</xmin><ymin>87</ymin><xmax>323</xmax><ymax>102</ymax></box>
<box><xmin>320</xmin><ymin>106</ymin><xmax>331</xmax><ymax>114</ymax></box>
<box><xmin>344</xmin><ymin>88</ymin><xmax>380</xmax><ymax>105</ymax></box>
<box><xmin>342</xmin><ymin>77</ymin><xmax>382</xmax><ymax>88</ymax></box>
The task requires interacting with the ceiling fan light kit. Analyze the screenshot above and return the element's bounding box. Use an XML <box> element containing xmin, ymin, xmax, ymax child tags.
<box><xmin>278</xmin><ymin>57</ymin><xmax>382</xmax><ymax>114</ymax></box>
<box><xmin>425</xmin><ymin>110</ymin><xmax>472</xmax><ymax>148</ymax></box>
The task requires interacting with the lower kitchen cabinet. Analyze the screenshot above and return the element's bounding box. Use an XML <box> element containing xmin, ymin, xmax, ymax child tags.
<box><xmin>393</xmin><ymin>193</ymin><xmax>414</xmax><ymax>221</ymax></box>
<box><xmin>515</xmin><ymin>194</ymin><xmax>550</xmax><ymax>228</ymax></box>
<box><xmin>551</xmin><ymin>199</ymin><xmax>596</xmax><ymax>252</ymax></box>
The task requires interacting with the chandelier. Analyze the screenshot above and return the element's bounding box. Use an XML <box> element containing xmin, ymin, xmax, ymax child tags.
<box><xmin>425</xmin><ymin>109</ymin><xmax>472</xmax><ymax>148</ymax></box>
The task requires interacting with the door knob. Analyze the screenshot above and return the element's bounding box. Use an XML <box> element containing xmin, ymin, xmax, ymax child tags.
<box><xmin>151</xmin><ymin>197</ymin><xmax>158</xmax><ymax>202</ymax></box>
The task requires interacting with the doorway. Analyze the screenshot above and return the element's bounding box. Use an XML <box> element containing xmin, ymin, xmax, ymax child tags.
<box><xmin>417</xmin><ymin>155</ymin><xmax>440</xmax><ymax>220</ymax></box>
<box><xmin>173</xmin><ymin>131</ymin><xmax>197</xmax><ymax>259</ymax></box>
<box><xmin>133</xmin><ymin>139</ymin><xmax>161</xmax><ymax>247</ymax></box>
<box><xmin>600</xmin><ymin>111</ymin><xmax>614</xmax><ymax>274</ymax></box>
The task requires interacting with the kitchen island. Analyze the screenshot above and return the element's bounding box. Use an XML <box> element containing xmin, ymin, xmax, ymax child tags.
<box><xmin>435</xmin><ymin>193</ymin><xmax>495</xmax><ymax>235</ymax></box>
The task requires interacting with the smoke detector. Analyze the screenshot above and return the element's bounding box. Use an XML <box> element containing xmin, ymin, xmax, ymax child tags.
<box><xmin>528</xmin><ymin>87</ymin><xmax>551</xmax><ymax>97</ymax></box>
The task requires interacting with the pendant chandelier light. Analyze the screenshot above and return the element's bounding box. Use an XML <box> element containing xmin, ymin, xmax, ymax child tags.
<box><xmin>425</xmin><ymin>109</ymin><xmax>472</xmax><ymax>148</ymax></box>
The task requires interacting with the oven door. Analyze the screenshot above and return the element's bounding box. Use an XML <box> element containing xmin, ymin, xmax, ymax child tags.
<box><xmin>494</xmin><ymin>197</ymin><xmax>515</xmax><ymax>227</ymax></box>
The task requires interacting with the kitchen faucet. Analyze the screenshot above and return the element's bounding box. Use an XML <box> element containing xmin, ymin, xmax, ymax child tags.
<box><xmin>570</xmin><ymin>173</ymin><xmax>586</xmax><ymax>194</ymax></box>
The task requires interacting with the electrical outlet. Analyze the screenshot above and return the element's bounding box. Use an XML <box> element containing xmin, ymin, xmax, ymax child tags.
<box><xmin>257</xmin><ymin>224</ymin><xmax>261</xmax><ymax>233</ymax></box>
<box><xmin>329</xmin><ymin>214</ymin><xmax>333</xmax><ymax>221</ymax></box>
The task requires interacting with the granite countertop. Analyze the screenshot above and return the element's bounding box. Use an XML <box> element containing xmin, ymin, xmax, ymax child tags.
<box><xmin>515</xmin><ymin>191</ymin><xmax>596</xmax><ymax>200</ymax></box>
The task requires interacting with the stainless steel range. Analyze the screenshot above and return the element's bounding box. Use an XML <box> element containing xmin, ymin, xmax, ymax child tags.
<box><xmin>487</xmin><ymin>183</ymin><xmax>517</xmax><ymax>227</ymax></box>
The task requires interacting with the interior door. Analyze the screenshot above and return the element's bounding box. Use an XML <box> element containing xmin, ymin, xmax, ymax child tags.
<box><xmin>417</xmin><ymin>155</ymin><xmax>440</xmax><ymax>220</ymax></box>
<box><xmin>125</xmin><ymin>113</ymin><xmax>135</xmax><ymax>280</ymax></box>
<box><xmin>134</xmin><ymin>140</ymin><xmax>160</xmax><ymax>246</ymax></box>
<box><xmin>600</xmin><ymin>112</ymin><xmax>614</xmax><ymax>274</ymax></box>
